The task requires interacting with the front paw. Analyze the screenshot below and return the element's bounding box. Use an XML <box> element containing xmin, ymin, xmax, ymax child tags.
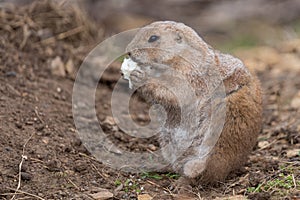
<box><xmin>183</xmin><ymin>159</ymin><xmax>207</xmax><ymax>178</ymax></box>
<box><xmin>169</xmin><ymin>176</ymin><xmax>194</xmax><ymax>195</ymax></box>
<box><xmin>130</xmin><ymin>69</ymin><xmax>147</xmax><ymax>88</ymax></box>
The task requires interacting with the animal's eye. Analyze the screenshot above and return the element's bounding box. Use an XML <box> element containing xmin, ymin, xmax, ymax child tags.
<box><xmin>148</xmin><ymin>35</ymin><xmax>160</xmax><ymax>43</ymax></box>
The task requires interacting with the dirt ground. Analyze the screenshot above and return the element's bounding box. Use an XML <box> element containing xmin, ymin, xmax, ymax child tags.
<box><xmin>0</xmin><ymin>1</ymin><xmax>299</xmax><ymax>200</ymax></box>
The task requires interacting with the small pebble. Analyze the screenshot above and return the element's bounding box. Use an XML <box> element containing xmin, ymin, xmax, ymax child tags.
<box><xmin>129</xmin><ymin>193</ymin><xmax>137</xmax><ymax>200</ymax></box>
<box><xmin>74</xmin><ymin>160</ymin><xmax>87</xmax><ymax>172</ymax></box>
<box><xmin>21</xmin><ymin>172</ymin><xmax>32</xmax><ymax>181</ymax></box>
<box><xmin>148</xmin><ymin>144</ymin><xmax>157</xmax><ymax>151</ymax></box>
<box><xmin>5</xmin><ymin>146</ymin><xmax>12</xmax><ymax>152</ymax></box>
<box><xmin>35</xmin><ymin>124</ymin><xmax>45</xmax><ymax>131</ymax></box>
<box><xmin>5</xmin><ymin>71</ymin><xmax>17</xmax><ymax>77</ymax></box>
<box><xmin>15</xmin><ymin>122</ymin><xmax>23</xmax><ymax>129</ymax></box>
<box><xmin>46</xmin><ymin>160</ymin><xmax>61</xmax><ymax>172</ymax></box>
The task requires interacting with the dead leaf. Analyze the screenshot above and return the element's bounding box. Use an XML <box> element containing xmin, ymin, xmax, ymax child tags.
<box><xmin>258</xmin><ymin>141</ymin><xmax>269</xmax><ymax>149</ymax></box>
<box><xmin>286</xmin><ymin>149</ymin><xmax>300</xmax><ymax>158</ymax></box>
<box><xmin>50</xmin><ymin>56</ymin><xmax>66</xmax><ymax>77</ymax></box>
<box><xmin>138</xmin><ymin>194</ymin><xmax>153</xmax><ymax>200</ymax></box>
<box><xmin>42</xmin><ymin>137</ymin><xmax>49</xmax><ymax>144</ymax></box>
<box><xmin>89</xmin><ymin>189</ymin><xmax>113</xmax><ymax>200</ymax></box>
<box><xmin>215</xmin><ymin>195</ymin><xmax>247</xmax><ymax>200</ymax></box>
<box><xmin>291</xmin><ymin>92</ymin><xmax>300</xmax><ymax>109</ymax></box>
<box><xmin>174</xmin><ymin>194</ymin><xmax>195</xmax><ymax>200</ymax></box>
<box><xmin>65</xmin><ymin>59</ymin><xmax>75</xmax><ymax>75</ymax></box>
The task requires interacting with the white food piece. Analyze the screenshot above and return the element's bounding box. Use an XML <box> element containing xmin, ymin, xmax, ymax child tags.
<box><xmin>121</xmin><ymin>57</ymin><xmax>139</xmax><ymax>89</ymax></box>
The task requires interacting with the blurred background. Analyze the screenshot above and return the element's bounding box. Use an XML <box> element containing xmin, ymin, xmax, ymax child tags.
<box><xmin>2</xmin><ymin>0</ymin><xmax>300</xmax><ymax>50</ymax></box>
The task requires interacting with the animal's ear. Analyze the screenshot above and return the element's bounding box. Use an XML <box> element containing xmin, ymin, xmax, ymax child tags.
<box><xmin>175</xmin><ymin>31</ymin><xmax>183</xmax><ymax>43</ymax></box>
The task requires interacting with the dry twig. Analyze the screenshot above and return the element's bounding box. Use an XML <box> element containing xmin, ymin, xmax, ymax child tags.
<box><xmin>7</xmin><ymin>187</ymin><xmax>45</xmax><ymax>200</ymax></box>
<box><xmin>10</xmin><ymin>133</ymin><xmax>34</xmax><ymax>200</ymax></box>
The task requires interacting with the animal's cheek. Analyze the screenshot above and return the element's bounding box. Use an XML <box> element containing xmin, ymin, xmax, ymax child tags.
<box><xmin>128</xmin><ymin>49</ymin><xmax>151</xmax><ymax>63</ymax></box>
<box><xmin>129</xmin><ymin>48</ymin><xmax>171</xmax><ymax>68</ymax></box>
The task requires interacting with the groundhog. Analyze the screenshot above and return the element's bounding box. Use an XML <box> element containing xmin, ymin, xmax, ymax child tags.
<box><xmin>121</xmin><ymin>21</ymin><xmax>262</xmax><ymax>185</ymax></box>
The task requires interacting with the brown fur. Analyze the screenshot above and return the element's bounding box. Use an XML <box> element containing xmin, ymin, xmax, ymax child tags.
<box><xmin>125</xmin><ymin>21</ymin><xmax>262</xmax><ymax>185</ymax></box>
<box><xmin>198</xmin><ymin>75</ymin><xmax>262</xmax><ymax>184</ymax></box>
